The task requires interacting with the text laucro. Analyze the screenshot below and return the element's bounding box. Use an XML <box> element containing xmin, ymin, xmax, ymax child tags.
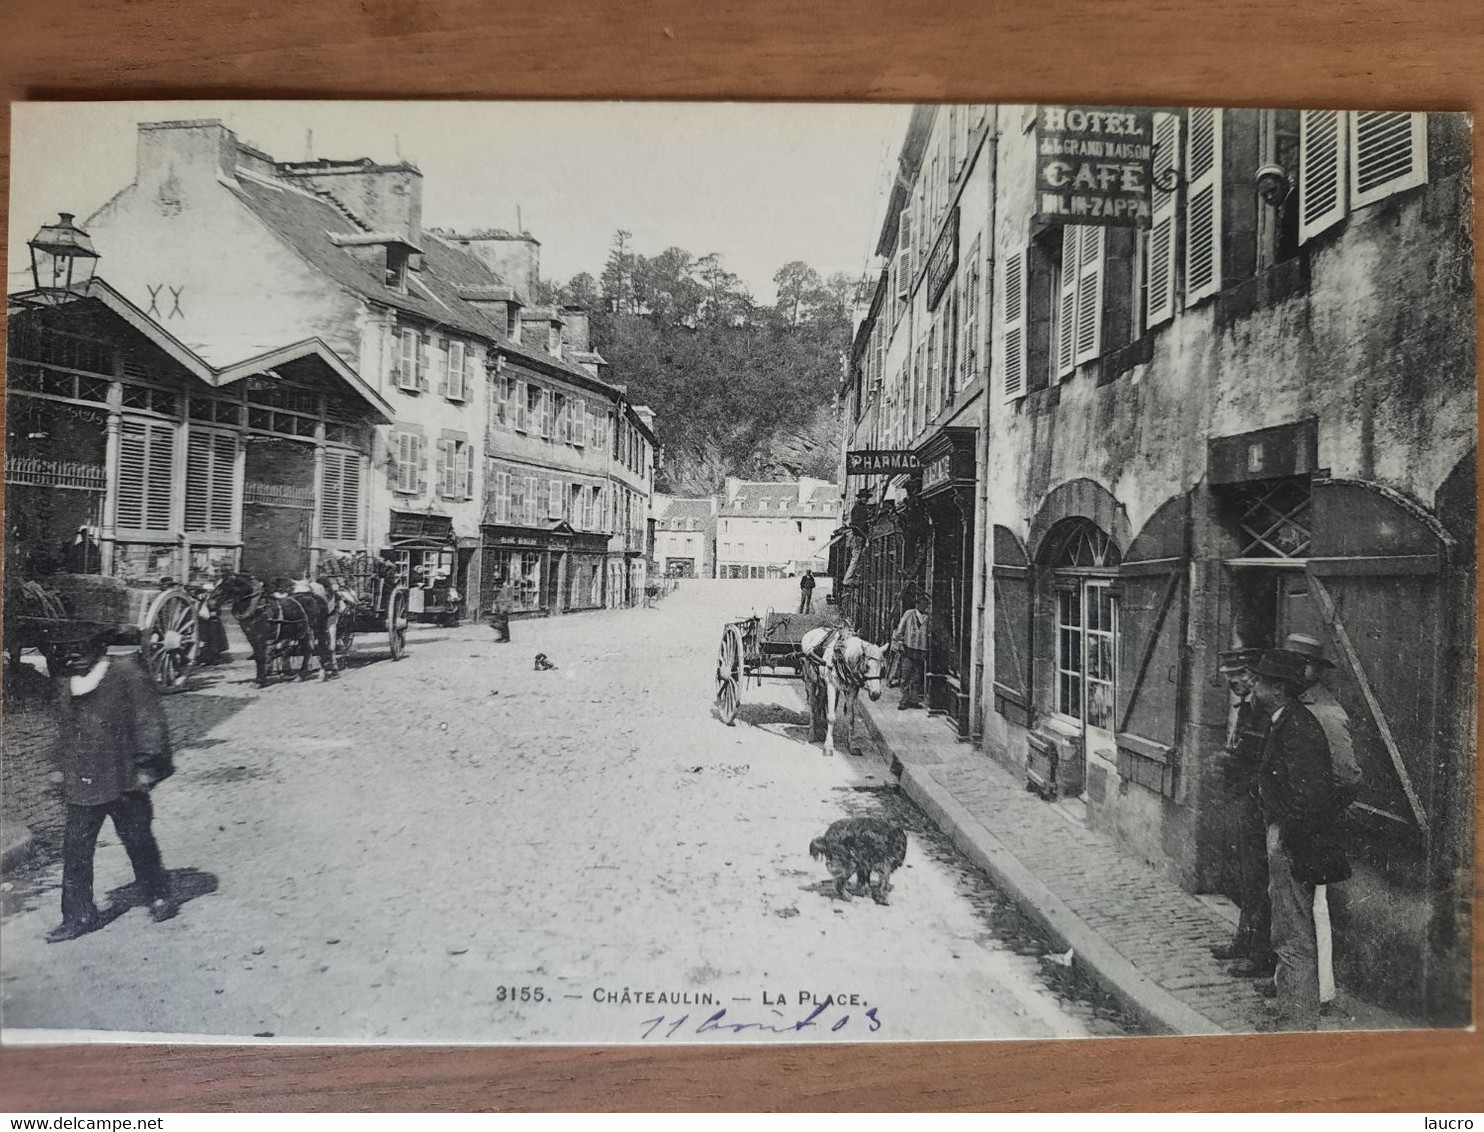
<box><xmin>639</xmin><ymin>1001</ymin><xmax>883</xmax><ymax>1040</ymax></box>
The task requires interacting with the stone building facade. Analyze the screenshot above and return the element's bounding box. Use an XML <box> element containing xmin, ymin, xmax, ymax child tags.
<box><xmin>841</xmin><ymin>105</ymin><xmax>1475</xmax><ymax>1022</ymax></box>
<box><xmin>715</xmin><ymin>478</ymin><xmax>838</xmax><ymax>578</ymax></box>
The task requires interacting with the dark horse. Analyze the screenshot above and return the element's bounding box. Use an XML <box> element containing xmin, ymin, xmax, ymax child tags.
<box><xmin>206</xmin><ymin>572</ymin><xmax>339</xmax><ymax>687</ymax></box>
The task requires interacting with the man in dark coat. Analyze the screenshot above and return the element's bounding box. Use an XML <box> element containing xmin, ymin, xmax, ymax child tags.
<box><xmin>798</xmin><ymin>569</ymin><xmax>816</xmax><ymax>613</ymax></box>
<box><xmin>1251</xmin><ymin>648</ymin><xmax>1350</xmax><ymax>1031</ymax></box>
<box><xmin>43</xmin><ymin>622</ymin><xmax>177</xmax><ymax>942</ymax></box>
<box><xmin>487</xmin><ymin>574</ymin><xmax>514</xmax><ymax>642</ymax></box>
<box><xmin>1210</xmin><ymin>647</ymin><xmax>1276</xmax><ymax>978</ymax></box>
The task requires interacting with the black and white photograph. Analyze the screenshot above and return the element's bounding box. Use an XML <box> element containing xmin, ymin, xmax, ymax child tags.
<box><xmin>1</xmin><ymin>99</ymin><xmax>1475</xmax><ymax>1045</ymax></box>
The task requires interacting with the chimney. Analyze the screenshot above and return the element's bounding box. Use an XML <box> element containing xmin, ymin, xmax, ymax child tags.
<box><xmin>135</xmin><ymin>120</ymin><xmax>240</xmax><ymax>210</ymax></box>
<box><xmin>519</xmin><ymin>308</ymin><xmax>564</xmax><ymax>357</ymax></box>
<box><xmin>559</xmin><ymin>306</ymin><xmax>591</xmax><ymax>353</ymax></box>
<box><xmin>444</xmin><ymin>230</ymin><xmax>542</xmax><ymax>307</ymax></box>
<box><xmin>279</xmin><ymin>157</ymin><xmax>424</xmax><ymax>245</ymax></box>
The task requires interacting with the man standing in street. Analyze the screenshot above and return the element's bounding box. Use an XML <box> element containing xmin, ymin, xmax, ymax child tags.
<box><xmin>892</xmin><ymin>595</ymin><xmax>930</xmax><ymax>710</ymax></box>
<box><xmin>1283</xmin><ymin>631</ymin><xmax>1360</xmax><ymax>1013</ymax></box>
<box><xmin>1211</xmin><ymin>648</ymin><xmax>1276</xmax><ymax>980</ymax></box>
<box><xmin>798</xmin><ymin>569</ymin><xmax>816</xmax><ymax>613</ymax></box>
<box><xmin>488</xmin><ymin>573</ymin><xmax>515</xmax><ymax>643</ymax></box>
<box><xmin>43</xmin><ymin>622</ymin><xmax>177</xmax><ymax>943</ymax></box>
<box><xmin>1251</xmin><ymin>648</ymin><xmax>1350</xmax><ymax>1030</ymax></box>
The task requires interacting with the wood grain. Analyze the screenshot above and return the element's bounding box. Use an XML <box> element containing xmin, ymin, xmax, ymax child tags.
<box><xmin>1</xmin><ymin>0</ymin><xmax>1480</xmax><ymax>1112</ymax></box>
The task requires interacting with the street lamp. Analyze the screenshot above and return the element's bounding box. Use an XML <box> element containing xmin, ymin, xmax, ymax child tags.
<box><xmin>28</xmin><ymin>212</ymin><xmax>99</xmax><ymax>301</ymax></box>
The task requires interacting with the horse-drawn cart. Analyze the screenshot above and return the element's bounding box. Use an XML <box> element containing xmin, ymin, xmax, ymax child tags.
<box><xmin>333</xmin><ymin>552</ymin><xmax>410</xmax><ymax>662</ymax></box>
<box><xmin>714</xmin><ymin>609</ymin><xmax>847</xmax><ymax>740</ymax></box>
<box><xmin>8</xmin><ymin>574</ymin><xmax>201</xmax><ymax>692</ymax></box>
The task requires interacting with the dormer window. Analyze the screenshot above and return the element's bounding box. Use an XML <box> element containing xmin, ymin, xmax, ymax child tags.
<box><xmin>385</xmin><ymin>246</ymin><xmax>409</xmax><ymax>292</ymax></box>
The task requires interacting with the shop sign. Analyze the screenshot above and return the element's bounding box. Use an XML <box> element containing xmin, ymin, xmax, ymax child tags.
<box><xmin>1207</xmin><ymin>419</ymin><xmax>1319</xmax><ymax>485</ymax></box>
<box><xmin>925</xmin><ymin>208</ymin><xmax>959</xmax><ymax>311</ymax></box>
<box><xmin>1035</xmin><ymin>106</ymin><xmax>1155</xmax><ymax>228</ymax></box>
<box><xmin>921</xmin><ymin>452</ymin><xmax>954</xmax><ymax>493</ymax></box>
<box><xmin>847</xmin><ymin>450</ymin><xmax>922</xmax><ymax>476</ymax></box>
<box><xmin>389</xmin><ymin>510</ymin><xmax>453</xmax><ymax>541</ymax></box>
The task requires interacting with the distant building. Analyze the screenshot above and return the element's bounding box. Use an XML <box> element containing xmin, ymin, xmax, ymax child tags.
<box><xmin>715</xmin><ymin>477</ymin><xmax>838</xmax><ymax>579</ymax></box>
<box><xmin>69</xmin><ymin>118</ymin><xmax>656</xmax><ymax>617</ymax></box>
<box><xmin>652</xmin><ymin>494</ymin><xmax>717</xmax><ymax>578</ymax></box>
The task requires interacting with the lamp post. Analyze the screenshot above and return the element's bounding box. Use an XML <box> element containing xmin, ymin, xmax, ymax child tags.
<box><xmin>27</xmin><ymin>212</ymin><xmax>99</xmax><ymax>302</ymax></box>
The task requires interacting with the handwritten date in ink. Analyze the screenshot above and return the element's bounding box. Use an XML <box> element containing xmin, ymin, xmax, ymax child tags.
<box><xmin>640</xmin><ymin>1001</ymin><xmax>882</xmax><ymax>1040</ymax></box>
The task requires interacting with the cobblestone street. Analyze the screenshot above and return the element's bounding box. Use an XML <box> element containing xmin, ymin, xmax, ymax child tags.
<box><xmin>1</xmin><ymin>579</ymin><xmax>1129</xmax><ymax>1044</ymax></box>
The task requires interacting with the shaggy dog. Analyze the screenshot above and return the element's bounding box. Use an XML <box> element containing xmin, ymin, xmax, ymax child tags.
<box><xmin>809</xmin><ymin>816</ymin><xmax>908</xmax><ymax>904</ymax></box>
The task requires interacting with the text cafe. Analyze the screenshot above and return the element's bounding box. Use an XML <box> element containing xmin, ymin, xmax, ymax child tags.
<box><xmin>1035</xmin><ymin>106</ymin><xmax>1156</xmax><ymax>227</ymax></box>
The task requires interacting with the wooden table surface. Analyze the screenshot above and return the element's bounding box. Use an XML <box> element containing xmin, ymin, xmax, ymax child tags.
<box><xmin>1</xmin><ymin>0</ymin><xmax>1480</xmax><ymax>1112</ymax></box>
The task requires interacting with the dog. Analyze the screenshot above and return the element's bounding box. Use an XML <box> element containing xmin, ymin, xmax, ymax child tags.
<box><xmin>809</xmin><ymin>816</ymin><xmax>907</xmax><ymax>904</ymax></box>
<box><xmin>534</xmin><ymin>653</ymin><xmax>558</xmax><ymax>671</ymax></box>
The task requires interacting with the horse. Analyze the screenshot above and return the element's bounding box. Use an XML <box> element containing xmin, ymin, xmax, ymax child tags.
<box><xmin>206</xmin><ymin>572</ymin><xmax>339</xmax><ymax>687</ymax></box>
<box><xmin>799</xmin><ymin>625</ymin><xmax>889</xmax><ymax>757</ymax></box>
<box><xmin>286</xmin><ymin>574</ymin><xmax>358</xmax><ymax>658</ymax></box>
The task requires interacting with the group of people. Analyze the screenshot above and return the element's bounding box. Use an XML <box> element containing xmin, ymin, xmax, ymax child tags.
<box><xmin>1214</xmin><ymin>633</ymin><xmax>1357</xmax><ymax>1031</ymax></box>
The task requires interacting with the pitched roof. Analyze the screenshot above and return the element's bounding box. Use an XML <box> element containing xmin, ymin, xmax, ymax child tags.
<box><xmin>658</xmin><ymin>497</ymin><xmax>715</xmax><ymax>522</ymax></box>
<box><xmin>227</xmin><ymin>173</ymin><xmax>504</xmax><ymax>343</ymax></box>
<box><xmin>721</xmin><ymin>481</ymin><xmax>839</xmax><ymax>517</ymax></box>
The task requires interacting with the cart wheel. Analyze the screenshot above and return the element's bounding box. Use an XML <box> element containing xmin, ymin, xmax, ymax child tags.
<box><xmin>715</xmin><ymin>624</ymin><xmax>743</xmax><ymax>726</ymax></box>
<box><xmin>334</xmin><ymin>613</ymin><xmax>356</xmax><ymax>659</ymax></box>
<box><xmin>387</xmin><ymin>586</ymin><xmax>409</xmax><ymax>660</ymax></box>
<box><xmin>141</xmin><ymin>588</ymin><xmax>199</xmax><ymax>693</ymax></box>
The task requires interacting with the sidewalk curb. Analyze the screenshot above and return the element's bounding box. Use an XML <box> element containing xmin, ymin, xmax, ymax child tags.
<box><xmin>852</xmin><ymin>696</ymin><xmax>1225</xmax><ymax>1037</ymax></box>
<box><xmin>898</xmin><ymin>763</ymin><xmax>1225</xmax><ymax>1037</ymax></box>
<box><xmin>1</xmin><ymin>822</ymin><xmax>35</xmax><ymax>875</ymax></box>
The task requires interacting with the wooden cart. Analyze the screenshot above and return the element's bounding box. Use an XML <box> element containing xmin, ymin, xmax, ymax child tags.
<box><xmin>332</xmin><ymin>552</ymin><xmax>410</xmax><ymax>662</ymax></box>
<box><xmin>714</xmin><ymin>608</ymin><xmax>847</xmax><ymax>740</ymax></box>
<box><xmin>9</xmin><ymin>574</ymin><xmax>201</xmax><ymax>693</ymax></box>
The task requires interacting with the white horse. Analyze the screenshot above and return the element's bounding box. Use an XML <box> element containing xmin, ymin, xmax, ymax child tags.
<box><xmin>800</xmin><ymin>626</ymin><xmax>889</xmax><ymax>757</ymax></box>
<box><xmin>291</xmin><ymin>576</ymin><xmax>358</xmax><ymax>656</ymax></box>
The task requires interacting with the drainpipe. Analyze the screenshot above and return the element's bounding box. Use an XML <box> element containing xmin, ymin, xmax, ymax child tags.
<box><xmin>968</xmin><ymin>111</ymin><xmax>999</xmax><ymax>746</ymax></box>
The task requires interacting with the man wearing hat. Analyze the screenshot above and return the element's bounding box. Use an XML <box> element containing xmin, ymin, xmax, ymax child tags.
<box><xmin>1211</xmin><ymin>647</ymin><xmax>1276</xmax><ymax>978</ymax></box>
<box><xmin>42</xmin><ymin>622</ymin><xmax>178</xmax><ymax>943</ymax></box>
<box><xmin>1283</xmin><ymin>631</ymin><xmax>1360</xmax><ymax>1013</ymax></box>
<box><xmin>1251</xmin><ymin>647</ymin><xmax>1351</xmax><ymax>1030</ymax></box>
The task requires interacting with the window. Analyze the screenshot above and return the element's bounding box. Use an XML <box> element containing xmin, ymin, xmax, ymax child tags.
<box><xmin>896</xmin><ymin>211</ymin><xmax>912</xmax><ymax>302</ymax></box>
<box><xmin>514</xmin><ymin>380</ymin><xmax>529</xmax><ymax>432</ymax></box>
<box><xmin>320</xmin><ymin>449</ymin><xmax>362</xmax><ymax>542</ymax></box>
<box><xmin>445</xmin><ymin>341</ymin><xmax>467</xmax><ymax>402</ymax></box>
<box><xmin>553</xmin><ymin>393</ymin><xmax>567</xmax><ymax>443</ymax></box>
<box><xmin>963</xmin><ymin>238</ymin><xmax>981</xmax><ymax>383</ymax></box>
<box><xmin>184</xmin><ymin>428</ymin><xmax>237</xmax><ymax>535</ymax></box>
<box><xmin>493</xmin><ymin>373</ymin><xmax>509</xmax><ymax>428</ymax></box>
<box><xmin>570</xmin><ymin>483</ymin><xmax>584</xmax><ymax>527</ymax></box>
<box><xmin>392</xmin><ymin>432</ymin><xmax>420</xmax><ymax>494</ymax></box>
<box><xmin>430</xmin><ymin>339</ymin><xmax>450</xmax><ymax>398</ymax></box>
<box><xmin>1185</xmin><ymin>107</ymin><xmax>1223</xmax><ymax>306</ymax></box>
<box><xmin>1055</xmin><ymin>225</ymin><xmax>1105</xmax><ymax>376</ymax></box>
<box><xmin>436</xmin><ymin>439</ymin><xmax>473</xmax><ymax>499</ymax></box>
<box><xmin>495</xmin><ymin>470</ymin><xmax>511</xmax><ymax>523</ymax></box>
<box><xmin>1146</xmin><ymin>110</ymin><xmax>1181</xmax><ymax>328</ymax></box>
<box><xmin>548</xmin><ymin>478</ymin><xmax>563</xmax><ymax>520</ymax></box>
<box><xmin>1047</xmin><ymin>520</ymin><xmax>1122</xmax><ymax>733</ymax></box>
<box><xmin>572</xmin><ymin>399</ymin><xmax>586</xmax><ymax>446</ymax></box>
<box><xmin>524</xmin><ymin>475</ymin><xmax>539</xmax><ymax>525</ymax></box>
<box><xmin>396</xmin><ymin>327</ymin><xmax>423</xmax><ymax>391</ymax></box>
<box><xmin>539</xmin><ymin>389</ymin><xmax>552</xmax><ymax>439</ymax></box>
<box><xmin>385</xmin><ymin>246</ymin><xmax>409</xmax><ymax>291</ymax></box>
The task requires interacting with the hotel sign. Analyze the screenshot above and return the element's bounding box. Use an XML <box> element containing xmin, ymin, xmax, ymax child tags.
<box><xmin>1035</xmin><ymin>106</ymin><xmax>1155</xmax><ymax>228</ymax></box>
<box><xmin>846</xmin><ymin>450</ymin><xmax>922</xmax><ymax>477</ymax></box>
<box><xmin>925</xmin><ymin>207</ymin><xmax>959</xmax><ymax>312</ymax></box>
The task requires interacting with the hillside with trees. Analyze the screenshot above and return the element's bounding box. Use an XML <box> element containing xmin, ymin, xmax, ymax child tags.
<box><xmin>548</xmin><ymin>232</ymin><xmax>856</xmax><ymax>495</ymax></box>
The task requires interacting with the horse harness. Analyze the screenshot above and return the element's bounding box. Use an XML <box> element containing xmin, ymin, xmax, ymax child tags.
<box><xmin>806</xmin><ymin>629</ymin><xmax>866</xmax><ymax>691</ymax></box>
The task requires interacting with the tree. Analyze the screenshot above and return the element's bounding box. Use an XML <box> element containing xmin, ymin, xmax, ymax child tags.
<box><xmin>773</xmin><ymin>261</ymin><xmax>823</xmax><ymax>327</ymax></box>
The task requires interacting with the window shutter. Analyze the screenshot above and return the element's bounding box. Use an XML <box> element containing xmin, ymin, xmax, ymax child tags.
<box><xmin>1073</xmin><ymin>225</ymin><xmax>1105</xmax><ymax>366</ymax></box>
<box><xmin>1115</xmin><ymin>497</ymin><xmax>1191</xmax><ymax>799</ymax></box>
<box><xmin>515</xmin><ymin>381</ymin><xmax>528</xmax><ymax>431</ymax></box>
<box><xmin>187</xmin><ymin>430</ymin><xmax>231</xmax><ymax>533</ymax></box>
<box><xmin>1002</xmin><ymin>249</ymin><xmax>1026</xmax><ymax>401</ymax></box>
<box><xmin>1057</xmin><ymin>227</ymin><xmax>1080</xmax><ymax>377</ymax></box>
<box><xmin>435</xmin><ymin>340</ymin><xmax>450</xmax><ymax>398</ymax></box>
<box><xmin>462</xmin><ymin>444</ymin><xmax>474</xmax><ymax>499</ymax></box>
<box><xmin>118</xmin><ymin>420</ymin><xmax>174</xmax><ymax>532</ymax></box>
<box><xmin>340</xmin><ymin>453</ymin><xmax>361</xmax><ymax>542</ymax></box>
<box><xmin>1184</xmin><ymin>107</ymin><xmax>1223</xmax><ymax>306</ymax></box>
<box><xmin>897</xmin><ymin>211</ymin><xmax>912</xmax><ymax>300</ymax></box>
<box><xmin>540</xmin><ymin>390</ymin><xmax>551</xmax><ymax>438</ymax></box>
<box><xmin>1146</xmin><ymin>111</ymin><xmax>1180</xmax><ymax>327</ymax></box>
<box><xmin>526</xmin><ymin>476</ymin><xmax>539</xmax><ymax>525</ymax></box>
<box><xmin>417</xmin><ymin>336</ymin><xmax>431</xmax><ymax>391</ymax></box>
<box><xmin>548</xmin><ymin>478</ymin><xmax>561</xmax><ymax>520</ymax></box>
<box><xmin>991</xmin><ymin>527</ymin><xmax>1032</xmax><ymax>721</ymax></box>
<box><xmin>1350</xmin><ymin>110</ymin><xmax>1427</xmax><ymax>209</ymax></box>
<box><xmin>398</xmin><ymin>330</ymin><xmax>419</xmax><ymax>391</ymax></box>
<box><xmin>447</xmin><ymin>341</ymin><xmax>465</xmax><ymax>400</ymax></box>
<box><xmin>435</xmin><ymin>438</ymin><xmax>451</xmax><ymax>497</ymax></box>
<box><xmin>321</xmin><ymin>450</ymin><xmax>344</xmax><ymax>541</ymax></box>
<box><xmin>414</xmin><ymin>435</ymin><xmax>427</xmax><ymax>494</ymax></box>
<box><xmin>465</xmin><ymin>346</ymin><xmax>479</xmax><ymax>403</ymax></box>
<box><xmin>573</xmin><ymin>400</ymin><xmax>586</xmax><ymax>446</ymax></box>
<box><xmin>1298</xmin><ymin>109</ymin><xmax>1347</xmax><ymax>243</ymax></box>
<box><xmin>496</xmin><ymin>471</ymin><xmax>510</xmax><ymax>523</ymax></box>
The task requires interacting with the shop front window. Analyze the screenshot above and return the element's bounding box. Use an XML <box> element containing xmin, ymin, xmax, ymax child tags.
<box><xmin>1046</xmin><ymin>518</ymin><xmax>1122</xmax><ymax>734</ymax></box>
